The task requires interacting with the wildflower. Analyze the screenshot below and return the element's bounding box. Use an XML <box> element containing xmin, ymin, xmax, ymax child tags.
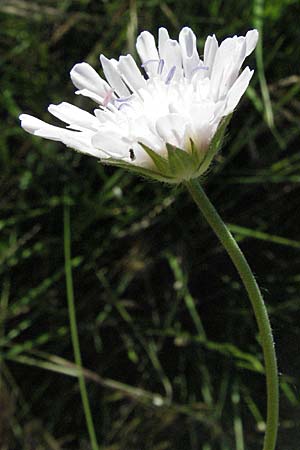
<box><xmin>20</xmin><ymin>27</ymin><xmax>258</xmax><ymax>183</ymax></box>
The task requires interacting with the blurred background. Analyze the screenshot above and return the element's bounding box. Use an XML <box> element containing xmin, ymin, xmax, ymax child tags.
<box><xmin>1</xmin><ymin>0</ymin><xmax>300</xmax><ymax>449</ymax></box>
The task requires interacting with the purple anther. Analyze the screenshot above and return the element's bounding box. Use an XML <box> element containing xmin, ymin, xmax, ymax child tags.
<box><xmin>115</xmin><ymin>95</ymin><xmax>132</xmax><ymax>103</ymax></box>
<box><xmin>191</xmin><ymin>65</ymin><xmax>209</xmax><ymax>76</ymax></box>
<box><xmin>165</xmin><ymin>66</ymin><xmax>176</xmax><ymax>85</ymax></box>
<box><xmin>118</xmin><ymin>102</ymin><xmax>132</xmax><ymax>111</ymax></box>
<box><xmin>157</xmin><ymin>59</ymin><xmax>165</xmax><ymax>75</ymax></box>
<box><xmin>103</xmin><ymin>89</ymin><xmax>114</xmax><ymax>107</ymax></box>
<box><xmin>141</xmin><ymin>59</ymin><xmax>160</xmax><ymax>69</ymax></box>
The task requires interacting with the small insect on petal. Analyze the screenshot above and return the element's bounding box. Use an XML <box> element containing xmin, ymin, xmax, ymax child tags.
<box><xmin>129</xmin><ymin>149</ymin><xmax>136</xmax><ymax>161</ymax></box>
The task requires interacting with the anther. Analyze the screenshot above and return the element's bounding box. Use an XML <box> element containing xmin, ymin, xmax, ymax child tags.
<box><xmin>191</xmin><ymin>65</ymin><xmax>209</xmax><ymax>76</ymax></box>
<box><xmin>115</xmin><ymin>96</ymin><xmax>132</xmax><ymax>103</ymax></box>
<box><xmin>157</xmin><ymin>59</ymin><xmax>165</xmax><ymax>75</ymax></box>
<box><xmin>118</xmin><ymin>102</ymin><xmax>132</xmax><ymax>111</ymax></box>
<box><xmin>141</xmin><ymin>59</ymin><xmax>160</xmax><ymax>70</ymax></box>
<box><xmin>165</xmin><ymin>66</ymin><xmax>176</xmax><ymax>85</ymax></box>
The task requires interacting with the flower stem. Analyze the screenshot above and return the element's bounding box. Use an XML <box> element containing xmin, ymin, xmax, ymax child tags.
<box><xmin>184</xmin><ymin>179</ymin><xmax>278</xmax><ymax>450</ymax></box>
<box><xmin>63</xmin><ymin>202</ymin><xmax>100</xmax><ymax>450</ymax></box>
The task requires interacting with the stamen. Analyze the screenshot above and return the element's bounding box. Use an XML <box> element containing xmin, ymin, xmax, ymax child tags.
<box><xmin>165</xmin><ymin>66</ymin><xmax>176</xmax><ymax>85</ymax></box>
<box><xmin>118</xmin><ymin>102</ymin><xmax>133</xmax><ymax>111</ymax></box>
<box><xmin>102</xmin><ymin>89</ymin><xmax>114</xmax><ymax>107</ymax></box>
<box><xmin>157</xmin><ymin>59</ymin><xmax>165</xmax><ymax>75</ymax></box>
<box><xmin>191</xmin><ymin>65</ymin><xmax>209</xmax><ymax>75</ymax></box>
<box><xmin>115</xmin><ymin>95</ymin><xmax>132</xmax><ymax>103</ymax></box>
<box><xmin>129</xmin><ymin>149</ymin><xmax>136</xmax><ymax>161</ymax></box>
<box><xmin>141</xmin><ymin>59</ymin><xmax>160</xmax><ymax>69</ymax></box>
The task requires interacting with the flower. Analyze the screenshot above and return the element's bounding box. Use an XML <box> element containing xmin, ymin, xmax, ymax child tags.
<box><xmin>20</xmin><ymin>27</ymin><xmax>258</xmax><ymax>183</ymax></box>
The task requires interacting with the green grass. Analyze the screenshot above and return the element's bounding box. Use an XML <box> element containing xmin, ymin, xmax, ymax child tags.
<box><xmin>1</xmin><ymin>0</ymin><xmax>300</xmax><ymax>449</ymax></box>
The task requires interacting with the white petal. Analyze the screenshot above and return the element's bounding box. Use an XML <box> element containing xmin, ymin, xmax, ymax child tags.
<box><xmin>189</xmin><ymin>103</ymin><xmax>215</xmax><ymax>125</ymax></box>
<box><xmin>245</xmin><ymin>29</ymin><xmax>259</xmax><ymax>56</ymax></box>
<box><xmin>57</xmin><ymin>133</ymin><xmax>103</xmax><ymax>157</ymax></box>
<box><xmin>100</xmin><ymin>55</ymin><xmax>131</xmax><ymax>97</ymax></box>
<box><xmin>192</xmin><ymin>76</ymin><xmax>211</xmax><ymax>99</ymax></box>
<box><xmin>220</xmin><ymin>37</ymin><xmax>246</xmax><ymax>96</ymax></box>
<box><xmin>136</xmin><ymin>31</ymin><xmax>159</xmax><ymax>77</ymax></box>
<box><xmin>158</xmin><ymin>30</ymin><xmax>182</xmax><ymax>80</ymax></box>
<box><xmin>94</xmin><ymin>108</ymin><xmax>118</xmax><ymax>125</ymax></box>
<box><xmin>70</xmin><ymin>62</ymin><xmax>111</xmax><ymax>98</ymax></box>
<box><xmin>156</xmin><ymin>113</ymin><xmax>187</xmax><ymax>148</ymax></box>
<box><xmin>203</xmin><ymin>34</ymin><xmax>218</xmax><ymax>76</ymax></box>
<box><xmin>186</xmin><ymin>102</ymin><xmax>216</xmax><ymax>150</ymax></box>
<box><xmin>20</xmin><ymin>114</ymin><xmax>48</xmax><ymax>134</ymax></box>
<box><xmin>179</xmin><ymin>27</ymin><xmax>200</xmax><ymax>79</ymax></box>
<box><xmin>158</xmin><ymin>28</ymin><xmax>170</xmax><ymax>57</ymax></box>
<box><xmin>19</xmin><ymin>114</ymin><xmax>102</xmax><ymax>157</ymax></box>
<box><xmin>133</xmin><ymin>115</ymin><xmax>165</xmax><ymax>152</ymax></box>
<box><xmin>225</xmin><ymin>67</ymin><xmax>254</xmax><ymax>113</ymax></box>
<box><xmin>118</xmin><ymin>55</ymin><xmax>146</xmax><ymax>92</ymax></box>
<box><xmin>48</xmin><ymin>102</ymin><xmax>99</xmax><ymax>130</ymax></box>
<box><xmin>191</xmin><ymin>121</ymin><xmax>215</xmax><ymax>152</ymax></box>
<box><xmin>210</xmin><ymin>36</ymin><xmax>246</xmax><ymax>99</ymax></box>
<box><xmin>92</xmin><ymin>130</ymin><xmax>130</xmax><ymax>158</ymax></box>
<box><xmin>74</xmin><ymin>88</ymin><xmax>106</xmax><ymax>105</ymax></box>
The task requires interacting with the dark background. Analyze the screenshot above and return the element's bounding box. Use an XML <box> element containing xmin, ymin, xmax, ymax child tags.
<box><xmin>1</xmin><ymin>0</ymin><xmax>300</xmax><ymax>449</ymax></box>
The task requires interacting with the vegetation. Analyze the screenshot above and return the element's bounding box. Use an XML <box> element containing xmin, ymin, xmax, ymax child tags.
<box><xmin>1</xmin><ymin>0</ymin><xmax>300</xmax><ymax>449</ymax></box>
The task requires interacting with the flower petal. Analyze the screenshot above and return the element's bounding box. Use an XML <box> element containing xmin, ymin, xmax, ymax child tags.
<box><xmin>70</xmin><ymin>62</ymin><xmax>111</xmax><ymax>98</ymax></box>
<box><xmin>179</xmin><ymin>27</ymin><xmax>200</xmax><ymax>79</ymax></box>
<box><xmin>100</xmin><ymin>55</ymin><xmax>131</xmax><ymax>97</ymax></box>
<box><xmin>245</xmin><ymin>29</ymin><xmax>259</xmax><ymax>56</ymax></box>
<box><xmin>73</xmin><ymin>88</ymin><xmax>106</xmax><ymax>105</ymax></box>
<box><xmin>19</xmin><ymin>114</ymin><xmax>103</xmax><ymax>157</ymax></box>
<box><xmin>136</xmin><ymin>31</ymin><xmax>159</xmax><ymax>77</ymax></box>
<box><xmin>48</xmin><ymin>102</ymin><xmax>100</xmax><ymax>131</ymax></box>
<box><xmin>224</xmin><ymin>66</ymin><xmax>254</xmax><ymax>113</ymax></box>
<box><xmin>203</xmin><ymin>34</ymin><xmax>218</xmax><ymax>76</ymax></box>
<box><xmin>158</xmin><ymin>28</ymin><xmax>182</xmax><ymax>80</ymax></box>
<box><xmin>156</xmin><ymin>113</ymin><xmax>187</xmax><ymax>149</ymax></box>
<box><xmin>92</xmin><ymin>130</ymin><xmax>132</xmax><ymax>159</ymax></box>
<box><xmin>118</xmin><ymin>55</ymin><xmax>146</xmax><ymax>92</ymax></box>
<box><xmin>193</xmin><ymin>122</ymin><xmax>216</xmax><ymax>153</ymax></box>
<box><xmin>158</xmin><ymin>27</ymin><xmax>170</xmax><ymax>57</ymax></box>
<box><xmin>20</xmin><ymin>114</ymin><xmax>48</xmax><ymax>134</ymax></box>
<box><xmin>210</xmin><ymin>36</ymin><xmax>246</xmax><ymax>99</ymax></box>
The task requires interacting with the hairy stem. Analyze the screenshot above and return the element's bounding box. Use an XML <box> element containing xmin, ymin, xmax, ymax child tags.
<box><xmin>184</xmin><ymin>179</ymin><xmax>278</xmax><ymax>450</ymax></box>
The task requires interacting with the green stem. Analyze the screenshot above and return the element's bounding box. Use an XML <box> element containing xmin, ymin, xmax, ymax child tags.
<box><xmin>184</xmin><ymin>179</ymin><xmax>278</xmax><ymax>450</ymax></box>
<box><xmin>63</xmin><ymin>202</ymin><xmax>100</xmax><ymax>450</ymax></box>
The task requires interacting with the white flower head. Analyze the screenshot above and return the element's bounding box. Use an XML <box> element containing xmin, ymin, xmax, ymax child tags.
<box><xmin>20</xmin><ymin>27</ymin><xmax>258</xmax><ymax>183</ymax></box>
